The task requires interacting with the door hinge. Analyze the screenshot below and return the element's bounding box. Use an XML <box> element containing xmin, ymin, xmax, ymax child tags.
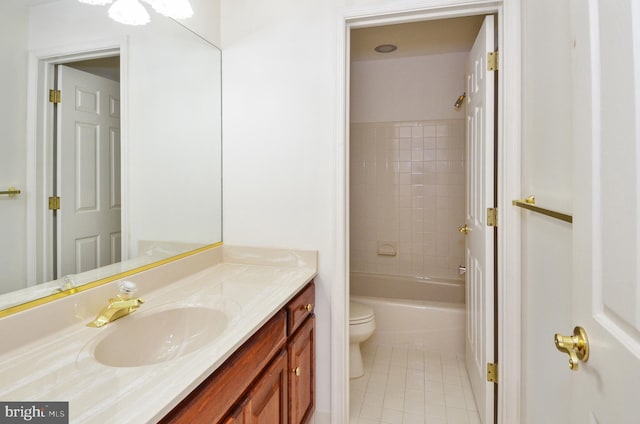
<box><xmin>48</xmin><ymin>196</ymin><xmax>61</xmax><ymax>211</ymax></box>
<box><xmin>49</xmin><ymin>89</ymin><xmax>61</xmax><ymax>104</ymax></box>
<box><xmin>487</xmin><ymin>362</ymin><xmax>498</xmax><ymax>383</ymax></box>
<box><xmin>487</xmin><ymin>207</ymin><xmax>498</xmax><ymax>227</ymax></box>
<box><xmin>487</xmin><ymin>51</ymin><xmax>498</xmax><ymax>71</ymax></box>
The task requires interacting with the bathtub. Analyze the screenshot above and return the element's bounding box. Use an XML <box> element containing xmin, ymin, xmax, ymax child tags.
<box><xmin>350</xmin><ymin>272</ymin><xmax>465</xmax><ymax>354</ymax></box>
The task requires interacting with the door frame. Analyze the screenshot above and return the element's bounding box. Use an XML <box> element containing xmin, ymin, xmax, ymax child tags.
<box><xmin>333</xmin><ymin>1</ymin><xmax>522</xmax><ymax>423</ymax></box>
<box><xmin>25</xmin><ymin>38</ymin><xmax>129</xmax><ymax>286</ymax></box>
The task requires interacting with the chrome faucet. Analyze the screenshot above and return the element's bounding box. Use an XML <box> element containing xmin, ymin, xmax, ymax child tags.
<box><xmin>87</xmin><ymin>281</ymin><xmax>144</xmax><ymax>328</ymax></box>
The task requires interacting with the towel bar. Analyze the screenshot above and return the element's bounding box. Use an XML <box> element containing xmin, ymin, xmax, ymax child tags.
<box><xmin>0</xmin><ymin>187</ymin><xmax>21</xmax><ymax>197</ymax></box>
<box><xmin>512</xmin><ymin>195</ymin><xmax>572</xmax><ymax>223</ymax></box>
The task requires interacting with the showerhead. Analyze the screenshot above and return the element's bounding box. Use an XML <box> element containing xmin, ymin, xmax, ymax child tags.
<box><xmin>454</xmin><ymin>92</ymin><xmax>466</xmax><ymax>110</ymax></box>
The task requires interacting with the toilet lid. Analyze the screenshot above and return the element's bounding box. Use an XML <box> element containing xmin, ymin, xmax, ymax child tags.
<box><xmin>350</xmin><ymin>301</ymin><xmax>374</xmax><ymax>324</ymax></box>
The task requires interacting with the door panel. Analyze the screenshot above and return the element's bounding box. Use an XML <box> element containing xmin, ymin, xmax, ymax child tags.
<box><xmin>247</xmin><ymin>349</ymin><xmax>288</xmax><ymax>423</ymax></box>
<box><xmin>571</xmin><ymin>0</ymin><xmax>640</xmax><ymax>422</ymax></box>
<box><xmin>464</xmin><ymin>15</ymin><xmax>495</xmax><ymax>424</ymax></box>
<box><xmin>288</xmin><ymin>316</ymin><xmax>315</xmax><ymax>424</ymax></box>
<box><xmin>58</xmin><ymin>65</ymin><xmax>121</xmax><ymax>277</ymax></box>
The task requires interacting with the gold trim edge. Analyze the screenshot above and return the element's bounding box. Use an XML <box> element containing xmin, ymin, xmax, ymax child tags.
<box><xmin>512</xmin><ymin>197</ymin><xmax>573</xmax><ymax>223</ymax></box>
<box><xmin>0</xmin><ymin>241</ymin><xmax>224</xmax><ymax>319</ymax></box>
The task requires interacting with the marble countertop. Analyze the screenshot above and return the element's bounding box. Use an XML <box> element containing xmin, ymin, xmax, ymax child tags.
<box><xmin>0</xmin><ymin>246</ymin><xmax>317</xmax><ymax>423</ymax></box>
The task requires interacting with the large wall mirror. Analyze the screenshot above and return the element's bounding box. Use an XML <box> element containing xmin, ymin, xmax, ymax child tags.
<box><xmin>0</xmin><ymin>0</ymin><xmax>222</xmax><ymax>314</ymax></box>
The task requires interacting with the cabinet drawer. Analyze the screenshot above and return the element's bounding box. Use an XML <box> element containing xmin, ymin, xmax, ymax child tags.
<box><xmin>286</xmin><ymin>282</ymin><xmax>315</xmax><ymax>335</ymax></box>
<box><xmin>160</xmin><ymin>310</ymin><xmax>287</xmax><ymax>424</ymax></box>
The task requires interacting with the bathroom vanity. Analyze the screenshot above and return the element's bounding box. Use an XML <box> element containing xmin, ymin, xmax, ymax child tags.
<box><xmin>161</xmin><ymin>282</ymin><xmax>315</xmax><ymax>424</ymax></box>
<box><xmin>0</xmin><ymin>245</ymin><xmax>317</xmax><ymax>424</ymax></box>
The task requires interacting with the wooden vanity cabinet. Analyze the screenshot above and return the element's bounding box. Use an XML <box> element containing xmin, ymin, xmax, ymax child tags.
<box><xmin>161</xmin><ymin>281</ymin><xmax>315</xmax><ymax>424</ymax></box>
<box><xmin>225</xmin><ymin>350</ymin><xmax>289</xmax><ymax>424</ymax></box>
<box><xmin>285</xmin><ymin>282</ymin><xmax>316</xmax><ymax>424</ymax></box>
<box><xmin>288</xmin><ymin>315</ymin><xmax>315</xmax><ymax>424</ymax></box>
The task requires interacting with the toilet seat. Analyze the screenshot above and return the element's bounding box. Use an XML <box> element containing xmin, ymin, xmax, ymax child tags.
<box><xmin>350</xmin><ymin>301</ymin><xmax>374</xmax><ymax>325</ymax></box>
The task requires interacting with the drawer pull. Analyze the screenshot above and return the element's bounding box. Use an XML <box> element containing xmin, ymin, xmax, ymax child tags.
<box><xmin>302</xmin><ymin>303</ymin><xmax>313</xmax><ymax>312</ymax></box>
<box><xmin>292</xmin><ymin>367</ymin><xmax>301</xmax><ymax>377</ymax></box>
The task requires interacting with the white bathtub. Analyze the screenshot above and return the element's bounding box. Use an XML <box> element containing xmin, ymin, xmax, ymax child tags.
<box><xmin>350</xmin><ymin>272</ymin><xmax>465</xmax><ymax>354</ymax></box>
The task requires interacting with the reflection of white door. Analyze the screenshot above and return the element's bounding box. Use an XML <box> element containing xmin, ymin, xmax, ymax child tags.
<box><xmin>567</xmin><ymin>1</ymin><xmax>640</xmax><ymax>421</ymax></box>
<box><xmin>58</xmin><ymin>65</ymin><xmax>121</xmax><ymax>277</ymax></box>
<box><xmin>464</xmin><ymin>15</ymin><xmax>495</xmax><ymax>424</ymax></box>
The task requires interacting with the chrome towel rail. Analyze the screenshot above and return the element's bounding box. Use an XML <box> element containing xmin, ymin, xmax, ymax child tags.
<box><xmin>0</xmin><ymin>187</ymin><xmax>21</xmax><ymax>197</ymax></box>
<box><xmin>512</xmin><ymin>195</ymin><xmax>572</xmax><ymax>224</ymax></box>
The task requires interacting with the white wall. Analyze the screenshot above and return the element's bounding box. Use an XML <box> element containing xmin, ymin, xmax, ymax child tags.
<box><xmin>221</xmin><ymin>0</ymin><xmax>337</xmax><ymax>415</ymax></box>
<box><xmin>0</xmin><ymin>3</ymin><xmax>28</xmax><ymax>293</ymax></box>
<box><xmin>221</xmin><ymin>0</ymin><xmax>574</xmax><ymax>420</ymax></box>
<box><xmin>520</xmin><ymin>0</ymin><xmax>573</xmax><ymax>422</ymax></box>
<box><xmin>177</xmin><ymin>0</ymin><xmax>221</xmax><ymax>47</ymax></box>
<box><xmin>351</xmin><ymin>53</ymin><xmax>468</xmax><ymax>122</ymax></box>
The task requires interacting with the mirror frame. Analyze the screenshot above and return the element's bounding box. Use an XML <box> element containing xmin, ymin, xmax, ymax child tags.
<box><xmin>0</xmin><ymin>242</ymin><xmax>223</xmax><ymax>318</ymax></box>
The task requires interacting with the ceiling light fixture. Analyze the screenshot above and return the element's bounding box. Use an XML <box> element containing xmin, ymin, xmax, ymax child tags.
<box><xmin>78</xmin><ymin>0</ymin><xmax>113</xmax><ymax>5</ymax></box>
<box><xmin>374</xmin><ymin>44</ymin><xmax>398</xmax><ymax>53</ymax></box>
<box><xmin>108</xmin><ymin>0</ymin><xmax>149</xmax><ymax>25</ymax></box>
<box><xmin>78</xmin><ymin>0</ymin><xmax>193</xmax><ymax>26</ymax></box>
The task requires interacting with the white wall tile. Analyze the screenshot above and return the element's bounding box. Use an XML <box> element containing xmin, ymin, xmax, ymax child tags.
<box><xmin>351</xmin><ymin>120</ymin><xmax>465</xmax><ymax>280</ymax></box>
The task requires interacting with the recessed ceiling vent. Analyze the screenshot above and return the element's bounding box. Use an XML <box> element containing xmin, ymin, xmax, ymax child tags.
<box><xmin>374</xmin><ymin>44</ymin><xmax>397</xmax><ymax>53</ymax></box>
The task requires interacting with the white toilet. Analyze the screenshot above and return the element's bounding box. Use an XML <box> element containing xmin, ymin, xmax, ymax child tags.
<box><xmin>349</xmin><ymin>300</ymin><xmax>376</xmax><ymax>378</ymax></box>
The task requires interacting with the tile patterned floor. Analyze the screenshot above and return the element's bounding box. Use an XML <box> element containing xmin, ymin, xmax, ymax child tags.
<box><xmin>350</xmin><ymin>343</ymin><xmax>481</xmax><ymax>424</ymax></box>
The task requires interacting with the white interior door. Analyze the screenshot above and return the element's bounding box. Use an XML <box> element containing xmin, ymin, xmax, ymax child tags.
<box><xmin>58</xmin><ymin>65</ymin><xmax>121</xmax><ymax>277</ymax></box>
<box><xmin>464</xmin><ymin>15</ymin><xmax>495</xmax><ymax>424</ymax></box>
<box><xmin>569</xmin><ymin>1</ymin><xmax>640</xmax><ymax>421</ymax></box>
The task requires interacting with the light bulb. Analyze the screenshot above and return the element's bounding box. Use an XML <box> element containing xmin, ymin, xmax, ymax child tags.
<box><xmin>143</xmin><ymin>0</ymin><xmax>193</xmax><ymax>19</ymax></box>
<box><xmin>108</xmin><ymin>0</ymin><xmax>150</xmax><ymax>25</ymax></box>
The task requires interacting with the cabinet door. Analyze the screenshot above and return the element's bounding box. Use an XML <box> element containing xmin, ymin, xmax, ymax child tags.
<box><xmin>222</xmin><ymin>401</ymin><xmax>247</xmax><ymax>424</ymax></box>
<box><xmin>247</xmin><ymin>349</ymin><xmax>288</xmax><ymax>424</ymax></box>
<box><xmin>288</xmin><ymin>315</ymin><xmax>315</xmax><ymax>424</ymax></box>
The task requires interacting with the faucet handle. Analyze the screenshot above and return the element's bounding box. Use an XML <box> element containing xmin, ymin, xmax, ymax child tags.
<box><xmin>118</xmin><ymin>281</ymin><xmax>138</xmax><ymax>299</ymax></box>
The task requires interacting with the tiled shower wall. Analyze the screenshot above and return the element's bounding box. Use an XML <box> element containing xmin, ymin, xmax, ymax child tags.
<box><xmin>350</xmin><ymin>119</ymin><xmax>465</xmax><ymax>281</ymax></box>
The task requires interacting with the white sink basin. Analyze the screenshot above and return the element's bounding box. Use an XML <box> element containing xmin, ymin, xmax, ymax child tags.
<box><xmin>92</xmin><ymin>306</ymin><xmax>228</xmax><ymax>367</ymax></box>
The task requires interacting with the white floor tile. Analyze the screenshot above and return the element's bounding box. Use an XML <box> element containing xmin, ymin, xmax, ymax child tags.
<box><xmin>446</xmin><ymin>407</ymin><xmax>469</xmax><ymax>424</ymax></box>
<box><xmin>425</xmin><ymin>379</ymin><xmax>444</xmax><ymax>394</ymax></box>
<box><xmin>425</xmin><ymin>404</ymin><xmax>447</xmax><ymax>418</ymax></box>
<box><xmin>351</xmin><ymin>346</ymin><xmax>479</xmax><ymax>424</ymax></box>
<box><xmin>467</xmin><ymin>410</ymin><xmax>481</xmax><ymax>424</ymax></box>
<box><xmin>425</xmin><ymin>390</ymin><xmax>446</xmax><ymax>407</ymax></box>
<box><xmin>360</xmin><ymin>401</ymin><xmax>384</xmax><ymax>421</ymax></box>
<box><xmin>425</xmin><ymin>416</ymin><xmax>448</xmax><ymax>424</ymax></box>
<box><xmin>381</xmin><ymin>408</ymin><xmax>404</xmax><ymax>424</ymax></box>
<box><xmin>354</xmin><ymin>418</ymin><xmax>382</xmax><ymax>424</ymax></box>
<box><xmin>403</xmin><ymin>411</ymin><xmax>426</xmax><ymax>423</ymax></box>
<box><xmin>383</xmin><ymin>394</ymin><xmax>405</xmax><ymax>411</ymax></box>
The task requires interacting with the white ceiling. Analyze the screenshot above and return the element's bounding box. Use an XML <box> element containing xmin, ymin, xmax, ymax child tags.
<box><xmin>351</xmin><ymin>15</ymin><xmax>486</xmax><ymax>61</ymax></box>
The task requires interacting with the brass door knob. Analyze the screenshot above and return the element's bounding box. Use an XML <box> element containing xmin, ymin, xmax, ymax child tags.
<box><xmin>302</xmin><ymin>303</ymin><xmax>313</xmax><ymax>312</ymax></box>
<box><xmin>458</xmin><ymin>224</ymin><xmax>470</xmax><ymax>235</ymax></box>
<box><xmin>292</xmin><ymin>367</ymin><xmax>301</xmax><ymax>377</ymax></box>
<box><xmin>554</xmin><ymin>326</ymin><xmax>589</xmax><ymax>371</ymax></box>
